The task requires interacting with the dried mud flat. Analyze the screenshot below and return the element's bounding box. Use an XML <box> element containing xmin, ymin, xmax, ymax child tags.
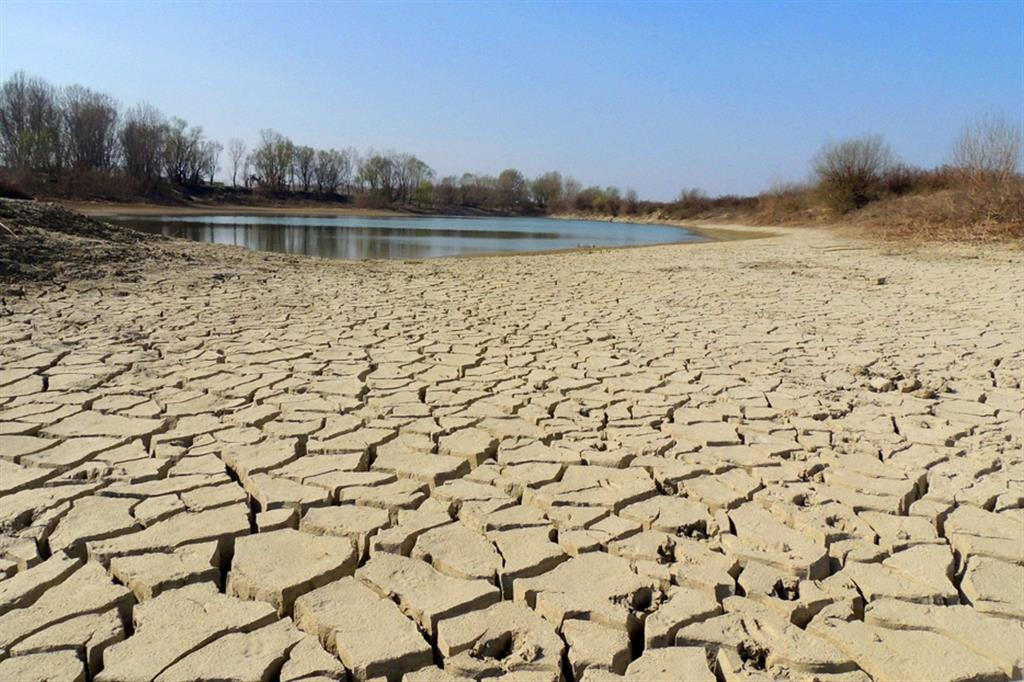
<box><xmin>0</xmin><ymin>221</ymin><xmax>1022</xmax><ymax>682</ymax></box>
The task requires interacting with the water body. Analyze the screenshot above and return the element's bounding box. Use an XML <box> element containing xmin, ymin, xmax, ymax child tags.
<box><xmin>106</xmin><ymin>214</ymin><xmax>706</xmax><ymax>260</ymax></box>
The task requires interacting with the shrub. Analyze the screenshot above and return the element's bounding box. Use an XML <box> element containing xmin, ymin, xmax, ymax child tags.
<box><xmin>812</xmin><ymin>135</ymin><xmax>894</xmax><ymax>213</ymax></box>
<box><xmin>951</xmin><ymin>113</ymin><xmax>1022</xmax><ymax>187</ymax></box>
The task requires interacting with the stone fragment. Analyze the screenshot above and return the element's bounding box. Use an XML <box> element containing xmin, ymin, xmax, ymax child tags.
<box><xmin>722</xmin><ymin>503</ymin><xmax>829</xmax><ymax>579</ymax></box>
<box><xmin>87</xmin><ymin>503</ymin><xmax>248</xmax><ymax>564</ymax></box>
<box><xmin>0</xmin><ymin>562</ymin><xmax>133</xmax><ymax>653</ymax></box>
<box><xmin>0</xmin><ymin>650</ymin><xmax>86</xmax><ymax>682</ymax></box>
<box><xmin>676</xmin><ymin>604</ymin><xmax>857</xmax><ymax>678</ymax></box>
<box><xmin>437</xmin><ymin>427</ymin><xmax>498</xmax><ymax>466</ymax></box>
<box><xmin>514</xmin><ymin>553</ymin><xmax>655</xmax><ymax>635</ymax></box>
<box><xmin>370</xmin><ymin>506</ymin><xmax>453</xmax><ymax>556</ymax></box>
<box><xmin>48</xmin><ymin>495</ymin><xmax>140</xmax><ymax>557</ymax></box>
<box><xmin>156</xmin><ymin>617</ymin><xmax>306</xmax><ymax>682</ymax></box>
<box><xmin>295</xmin><ymin>576</ymin><xmax>431</xmax><ymax>682</ymax></box>
<box><xmin>645</xmin><ymin>585</ymin><xmax>722</xmax><ymax>649</ymax></box>
<box><xmin>810</xmin><ymin>616</ymin><xmax>1005</xmax><ymax>682</ymax></box>
<box><xmin>41</xmin><ymin>411</ymin><xmax>166</xmax><ymax>439</ymax></box>
<box><xmin>865</xmin><ymin>598</ymin><xmax>1024</xmax><ymax>678</ymax></box>
<box><xmin>437</xmin><ymin>601</ymin><xmax>565</xmax><ymax>679</ymax></box>
<box><xmin>489</xmin><ymin>526</ymin><xmax>568</xmax><ymax>597</ymax></box>
<box><xmin>626</xmin><ymin>647</ymin><xmax>715</xmax><ymax>682</ymax></box>
<box><xmin>10</xmin><ymin>606</ymin><xmax>125</xmax><ymax>676</ymax></box>
<box><xmin>357</xmin><ymin>553</ymin><xmax>500</xmax><ymax>636</ymax></box>
<box><xmin>245</xmin><ymin>472</ymin><xmax>333</xmax><ymax>513</ymax></box>
<box><xmin>279</xmin><ymin>635</ymin><xmax>348</xmax><ymax>681</ymax></box>
<box><xmin>562</xmin><ymin>619</ymin><xmax>631</xmax><ymax>677</ymax></box>
<box><xmin>228</xmin><ymin>529</ymin><xmax>357</xmax><ymax>616</ymax></box>
<box><xmin>97</xmin><ymin>585</ymin><xmax>278</xmax><ymax>682</ymax></box>
<box><xmin>412</xmin><ymin>522</ymin><xmax>502</xmax><ymax>582</ymax></box>
<box><xmin>841</xmin><ymin>544</ymin><xmax>958</xmax><ymax>605</ymax></box>
<box><xmin>960</xmin><ymin>555</ymin><xmax>1024</xmax><ymax>619</ymax></box>
<box><xmin>619</xmin><ymin>494</ymin><xmax>710</xmax><ymax>537</ymax></box>
<box><xmin>301</xmin><ymin>504</ymin><xmax>390</xmax><ymax>558</ymax></box>
<box><xmin>338</xmin><ymin>479</ymin><xmax>429</xmax><ymax>516</ymax></box>
<box><xmin>0</xmin><ymin>551</ymin><xmax>82</xmax><ymax>616</ymax></box>
<box><xmin>108</xmin><ymin>542</ymin><xmax>221</xmax><ymax>600</ymax></box>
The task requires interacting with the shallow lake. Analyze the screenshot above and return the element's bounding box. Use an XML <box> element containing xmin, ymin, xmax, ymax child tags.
<box><xmin>105</xmin><ymin>214</ymin><xmax>705</xmax><ymax>259</ymax></box>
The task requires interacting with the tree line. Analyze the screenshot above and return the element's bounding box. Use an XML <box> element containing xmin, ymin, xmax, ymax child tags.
<box><xmin>0</xmin><ymin>71</ymin><xmax>651</xmax><ymax>213</ymax></box>
<box><xmin>1</xmin><ymin>71</ymin><xmax>1017</xmax><ymax>225</ymax></box>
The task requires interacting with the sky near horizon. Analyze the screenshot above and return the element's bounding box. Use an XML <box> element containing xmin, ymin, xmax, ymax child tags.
<box><xmin>1</xmin><ymin>1</ymin><xmax>1021</xmax><ymax>199</ymax></box>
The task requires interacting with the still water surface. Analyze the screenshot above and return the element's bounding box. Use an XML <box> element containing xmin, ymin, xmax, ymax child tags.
<box><xmin>106</xmin><ymin>214</ymin><xmax>705</xmax><ymax>259</ymax></box>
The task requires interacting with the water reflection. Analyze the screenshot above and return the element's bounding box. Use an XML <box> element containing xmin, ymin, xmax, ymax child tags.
<box><xmin>106</xmin><ymin>214</ymin><xmax>704</xmax><ymax>260</ymax></box>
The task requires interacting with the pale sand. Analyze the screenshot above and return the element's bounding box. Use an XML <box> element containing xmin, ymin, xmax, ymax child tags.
<box><xmin>1</xmin><ymin>226</ymin><xmax>1021</xmax><ymax>681</ymax></box>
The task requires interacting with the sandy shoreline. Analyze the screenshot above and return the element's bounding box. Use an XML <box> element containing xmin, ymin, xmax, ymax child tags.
<box><xmin>1</xmin><ymin>222</ymin><xmax>1021</xmax><ymax>680</ymax></box>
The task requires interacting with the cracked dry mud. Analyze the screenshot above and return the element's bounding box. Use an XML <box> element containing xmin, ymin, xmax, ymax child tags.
<box><xmin>0</xmin><ymin>225</ymin><xmax>1021</xmax><ymax>682</ymax></box>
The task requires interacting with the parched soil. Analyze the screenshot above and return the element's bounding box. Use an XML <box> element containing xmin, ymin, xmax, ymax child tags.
<box><xmin>0</xmin><ymin>208</ymin><xmax>1021</xmax><ymax>681</ymax></box>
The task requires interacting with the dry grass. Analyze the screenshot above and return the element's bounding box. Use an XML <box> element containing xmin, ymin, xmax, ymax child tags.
<box><xmin>841</xmin><ymin>186</ymin><xmax>1024</xmax><ymax>243</ymax></box>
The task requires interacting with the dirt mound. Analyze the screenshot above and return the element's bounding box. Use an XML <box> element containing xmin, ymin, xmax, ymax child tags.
<box><xmin>0</xmin><ymin>199</ymin><xmax>169</xmax><ymax>282</ymax></box>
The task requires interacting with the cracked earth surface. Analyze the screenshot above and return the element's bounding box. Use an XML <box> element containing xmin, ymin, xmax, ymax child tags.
<box><xmin>0</xmin><ymin>226</ymin><xmax>1022</xmax><ymax>682</ymax></box>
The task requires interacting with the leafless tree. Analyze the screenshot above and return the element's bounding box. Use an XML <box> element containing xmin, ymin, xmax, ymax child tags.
<box><xmin>530</xmin><ymin>171</ymin><xmax>563</xmax><ymax>209</ymax></box>
<box><xmin>294</xmin><ymin>145</ymin><xmax>316</xmax><ymax>192</ymax></box>
<box><xmin>433</xmin><ymin>175</ymin><xmax>459</xmax><ymax>205</ymax></box>
<box><xmin>0</xmin><ymin>71</ymin><xmax>64</xmax><ymax>173</ymax></box>
<box><xmin>120</xmin><ymin>103</ymin><xmax>165</xmax><ymax>189</ymax></box>
<box><xmin>951</xmin><ymin>113</ymin><xmax>1022</xmax><ymax>186</ymax></box>
<box><xmin>163</xmin><ymin>117</ymin><xmax>204</xmax><ymax>185</ymax></box>
<box><xmin>561</xmin><ymin>176</ymin><xmax>581</xmax><ymax>211</ymax></box>
<box><xmin>227</xmin><ymin>138</ymin><xmax>246</xmax><ymax>187</ymax></box>
<box><xmin>358</xmin><ymin>151</ymin><xmax>398</xmax><ymax>199</ymax></box>
<box><xmin>63</xmin><ymin>84</ymin><xmax>119</xmax><ymax>173</ymax></box>
<box><xmin>396</xmin><ymin>154</ymin><xmax>433</xmax><ymax>202</ymax></box>
<box><xmin>812</xmin><ymin>135</ymin><xmax>894</xmax><ymax>212</ymax></box>
<box><xmin>202</xmin><ymin>140</ymin><xmax>222</xmax><ymax>184</ymax></box>
<box><xmin>624</xmin><ymin>188</ymin><xmax>639</xmax><ymax>214</ymax></box>
<box><xmin>497</xmin><ymin>168</ymin><xmax>529</xmax><ymax>209</ymax></box>
<box><xmin>250</xmin><ymin>129</ymin><xmax>293</xmax><ymax>191</ymax></box>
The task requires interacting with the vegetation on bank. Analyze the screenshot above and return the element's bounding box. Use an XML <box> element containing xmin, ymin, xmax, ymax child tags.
<box><xmin>0</xmin><ymin>71</ymin><xmax>1020</xmax><ymax>240</ymax></box>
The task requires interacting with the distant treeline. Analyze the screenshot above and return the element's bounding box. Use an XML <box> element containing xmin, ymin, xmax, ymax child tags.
<box><xmin>0</xmin><ymin>71</ymin><xmax>1020</xmax><ymax>237</ymax></box>
<box><xmin>0</xmin><ymin>71</ymin><xmax>655</xmax><ymax>214</ymax></box>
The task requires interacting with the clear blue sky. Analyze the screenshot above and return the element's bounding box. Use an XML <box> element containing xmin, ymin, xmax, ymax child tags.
<box><xmin>1</xmin><ymin>1</ymin><xmax>1021</xmax><ymax>199</ymax></box>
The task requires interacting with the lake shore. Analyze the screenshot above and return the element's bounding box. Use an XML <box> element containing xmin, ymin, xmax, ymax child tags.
<box><xmin>68</xmin><ymin>199</ymin><xmax>774</xmax><ymax>248</ymax></box>
<box><xmin>2</xmin><ymin>201</ymin><xmax>1021</xmax><ymax>680</ymax></box>
<box><xmin>63</xmin><ymin>199</ymin><xmax>413</xmax><ymax>218</ymax></box>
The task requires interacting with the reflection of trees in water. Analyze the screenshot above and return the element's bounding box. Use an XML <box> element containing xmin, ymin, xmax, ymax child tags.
<box><xmin>110</xmin><ymin>217</ymin><xmax>703</xmax><ymax>260</ymax></box>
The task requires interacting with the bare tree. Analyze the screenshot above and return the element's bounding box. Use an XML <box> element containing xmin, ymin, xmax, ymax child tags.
<box><xmin>624</xmin><ymin>188</ymin><xmax>639</xmax><ymax>214</ymax></box>
<box><xmin>434</xmin><ymin>175</ymin><xmax>459</xmax><ymax>205</ymax></box>
<box><xmin>497</xmin><ymin>168</ymin><xmax>529</xmax><ymax>209</ymax></box>
<box><xmin>358</xmin><ymin>151</ymin><xmax>398</xmax><ymax>200</ymax></box>
<box><xmin>562</xmin><ymin>176</ymin><xmax>581</xmax><ymax>211</ymax></box>
<box><xmin>396</xmin><ymin>154</ymin><xmax>433</xmax><ymax>202</ymax></box>
<box><xmin>120</xmin><ymin>103</ymin><xmax>165</xmax><ymax>189</ymax></box>
<box><xmin>202</xmin><ymin>140</ymin><xmax>222</xmax><ymax>184</ymax></box>
<box><xmin>0</xmin><ymin>71</ymin><xmax>64</xmax><ymax>173</ymax></box>
<box><xmin>63</xmin><ymin>84</ymin><xmax>120</xmax><ymax>173</ymax></box>
<box><xmin>294</xmin><ymin>145</ymin><xmax>316</xmax><ymax>192</ymax></box>
<box><xmin>227</xmin><ymin>138</ymin><xmax>246</xmax><ymax>188</ymax></box>
<box><xmin>812</xmin><ymin>135</ymin><xmax>894</xmax><ymax>212</ymax></box>
<box><xmin>951</xmin><ymin>113</ymin><xmax>1022</xmax><ymax>186</ymax></box>
<box><xmin>530</xmin><ymin>171</ymin><xmax>563</xmax><ymax>210</ymax></box>
<box><xmin>249</xmin><ymin>129</ymin><xmax>293</xmax><ymax>191</ymax></box>
<box><xmin>163</xmin><ymin>117</ymin><xmax>204</xmax><ymax>185</ymax></box>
